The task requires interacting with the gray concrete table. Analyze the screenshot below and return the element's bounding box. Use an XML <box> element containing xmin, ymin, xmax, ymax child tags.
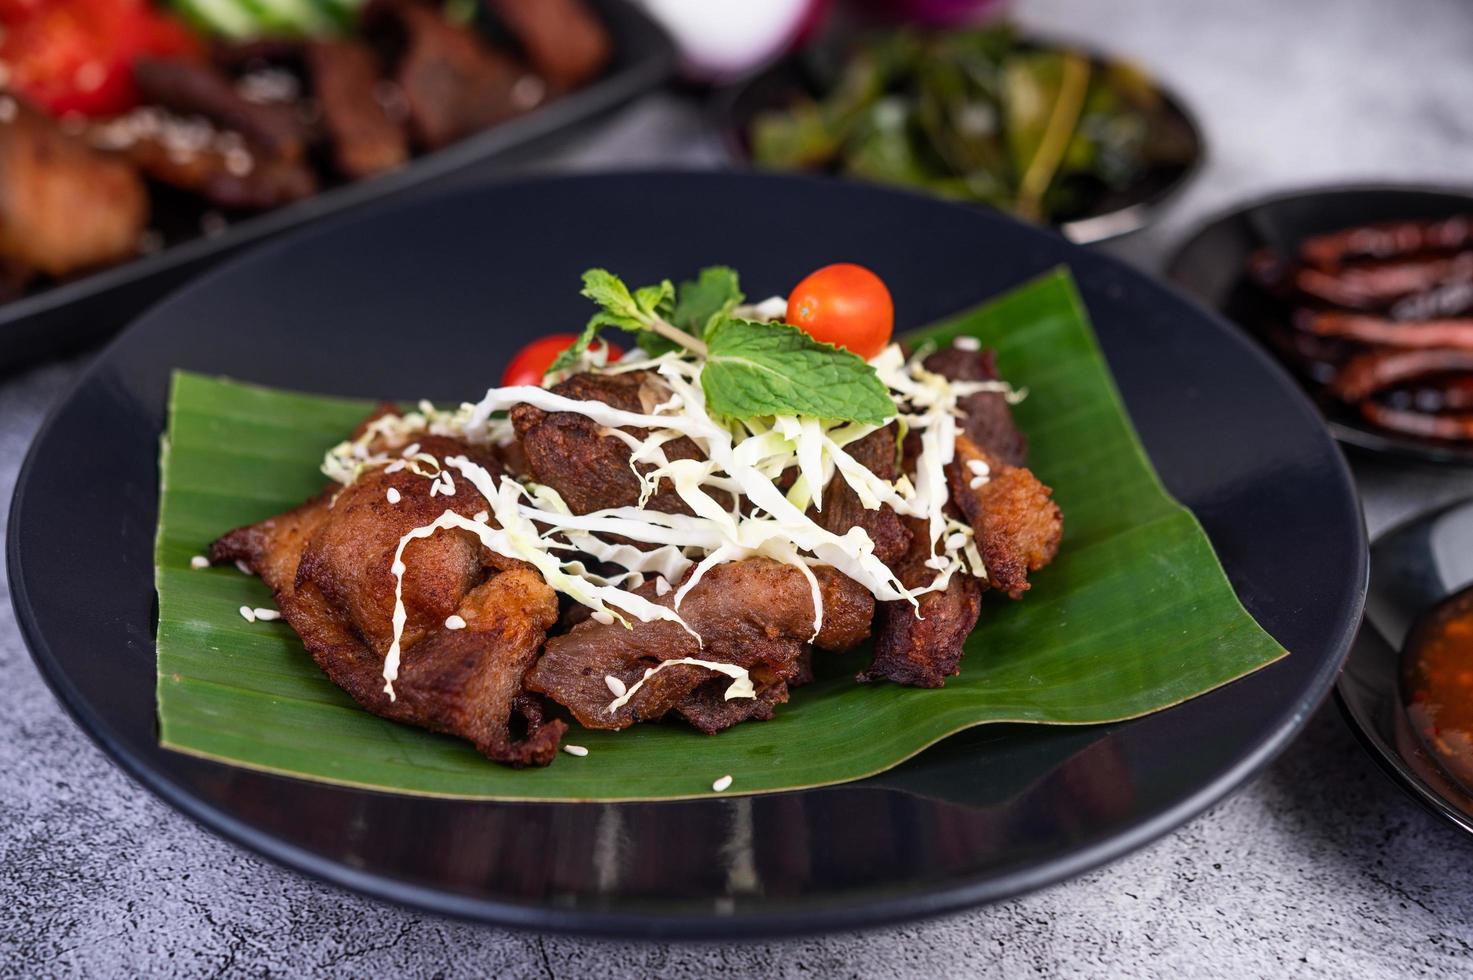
<box><xmin>5</xmin><ymin>0</ymin><xmax>1473</xmax><ymax>975</ymax></box>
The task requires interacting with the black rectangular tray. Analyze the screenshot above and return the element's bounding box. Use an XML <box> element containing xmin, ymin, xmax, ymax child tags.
<box><xmin>0</xmin><ymin>0</ymin><xmax>674</xmax><ymax>375</ymax></box>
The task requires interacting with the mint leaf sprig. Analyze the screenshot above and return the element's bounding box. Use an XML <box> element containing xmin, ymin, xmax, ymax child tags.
<box><xmin>551</xmin><ymin>267</ymin><xmax>897</xmax><ymax>426</ymax></box>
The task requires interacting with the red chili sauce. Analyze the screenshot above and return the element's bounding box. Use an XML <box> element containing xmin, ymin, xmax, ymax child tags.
<box><xmin>1404</xmin><ymin>587</ymin><xmax>1473</xmax><ymax>793</ymax></box>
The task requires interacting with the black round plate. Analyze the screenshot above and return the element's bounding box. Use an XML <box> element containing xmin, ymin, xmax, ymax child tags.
<box><xmin>8</xmin><ymin>172</ymin><xmax>1365</xmax><ymax>938</ymax></box>
<box><xmin>714</xmin><ymin>38</ymin><xmax>1205</xmax><ymax>245</ymax></box>
<box><xmin>1165</xmin><ymin>183</ymin><xmax>1473</xmax><ymax>466</ymax></box>
<box><xmin>1338</xmin><ymin>498</ymin><xmax>1473</xmax><ymax>835</ymax></box>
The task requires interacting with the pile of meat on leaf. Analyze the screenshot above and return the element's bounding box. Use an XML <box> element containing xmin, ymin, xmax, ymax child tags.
<box><xmin>1249</xmin><ymin>214</ymin><xmax>1473</xmax><ymax>442</ymax></box>
<box><xmin>0</xmin><ymin>0</ymin><xmax>609</xmax><ymax>302</ymax></box>
<box><xmin>209</xmin><ymin>345</ymin><xmax>1063</xmax><ymax>767</ymax></box>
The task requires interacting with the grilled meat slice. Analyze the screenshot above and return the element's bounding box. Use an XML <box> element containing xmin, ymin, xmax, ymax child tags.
<box><xmin>134</xmin><ymin>57</ymin><xmax>306</xmax><ymax>162</ymax></box>
<box><xmin>510</xmin><ymin>370</ymin><xmax>714</xmax><ymax>515</ymax></box>
<box><xmin>485</xmin><ymin>0</ymin><xmax>611</xmax><ymax>91</ymax></box>
<box><xmin>526</xmin><ymin>560</ymin><xmax>873</xmax><ymax>733</ymax></box>
<box><xmin>860</xmin><ymin>515</ymin><xmax>983</xmax><ymax>689</ymax></box>
<box><xmin>307</xmin><ymin>40</ymin><xmax>409</xmax><ymax>179</ymax></box>
<box><xmin>0</xmin><ymin>99</ymin><xmax>147</xmax><ymax>277</ymax></box>
<box><xmin>1331</xmin><ymin>347</ymin><xmax>1473</xmax><ymax>402</ymax></box>
<box><xmin>923</xmin><ymin>345</ymin><xmax>1028</xmax><ymax>465</ymax></box>
<box><xmin>364</xmin><ymin>0</ymin><xmax>537</xmax><ymax>150</ymax></box>
<box><xmin>111</xmin><ymin>127</ymin><xmax>317</xmax><ymax>210</ymax></box>
<box><xmin>209</xmin><ymin>430</ymin><xmax>564</xmax><ymax>766</ymax></box>
<box><xmin>1299</xmin><ymin>215</ymin><xmax>1473</xmax><ymax>269</ymax></box>
<box><xmin>811</xmin><ymin>425</ymin><xmax>911</xmax><ymax>567</ymax></box>
<box><xmin>947</xmin><ymin>435</ymin><xmax>1062</xmax><ymax>600</ymax></box>
<box><xmin>1298</xmin><ymin>311</ymin><xmax>1473</xmax><ymax>351</ymax></box>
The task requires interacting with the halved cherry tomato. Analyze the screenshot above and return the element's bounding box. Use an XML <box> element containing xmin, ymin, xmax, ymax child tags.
<box><xmin>1</xmin><ymin>0</ymin><xmax>202</xmax><ymax>118</ymax></box>
<box><xmin>786</xmin><ymin>263</ymin><xmax>894</xmax><ymax>360</ymax></box>
<box><xmin>501</xmin><ymin>334</ymin><xmax>623</xmax><ymax>387</ymax></box>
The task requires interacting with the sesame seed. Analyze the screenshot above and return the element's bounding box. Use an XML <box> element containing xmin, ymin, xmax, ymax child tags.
<box><xmin>402</xmin><ymin>442</ymin><xmax>421</xmax><ymax>457</ymax></box>
<box><xmin>605</xmin><ymin>675</ymin><xmax>627</xmax><ymax>697</ymax></box>
<box><xmin>384</xmin><ymin>460</ymin><xmax>406</xmax><ymax>474</ymax></box>
<box><xmin>967</xmin><ymin>459</ymin><xmax>990</xmax><ymax>476</ymax></box>
<box><xmin>591</xmin><ymin>610</ymin><xmax>615</xmax><ymax>625</ymax></box>
<box><xmin>562</xmin><ymin>744</ymin><xmax>589</xmax><ymax>757</ymax></box>
<box><xmin>429</xmin><ymin>482</ymin><xmax>441</xmax><ymax>497</ymax></box>
<box><xmin>970</xmin><ymin>475</ymin><xmax>989</xmax><ymax>489</ymax></box>
<box><xmin>386</xmin><ymin>487</ymin><xmax>401</xmax><ymax>504</ymax></box>
<box><xmin>235</xmin><ymin>560</ymin><xmax>254</xmax><ymax>576</ymax></box>
<box><xmin>238</xmin><ymin>606</ymin><xmax>256</xmax><ymax>623</ymax></box>
<box><xmin>712</xmin><ymin>775</ymin><xmax>733</xmax><ymax>792</ymax></box>
<box><xmin>945</xmin><ymin>533</ymin><xmax>967</xmax><ymax>550</ymax></box>
<box><xmin>190</xmin><ymin>555</ymin><xmax>210</xmax><ymax>570</ymax></box>
<box><xmin>253</xmin><ymin>608</ymin><xmax>281</xmax><ymax>622</ymax></box>
<box><xmin>654</xmin><ymin>576</ymin><xmax>671</xmax><ymax>597</ymax></box>
<box><xmin>445</xmin><ymin>615</ymin><xmax>467</xmax><ymax>630</ymax></box>
<box><xmin>953</xmin><ymin>336</ymin><xmax>981</xmax><ymax>351</ymax></box>
<box><xmin>473</xmin><ymin>511</ymin><xmax>489</xmax><ymax>523</ymax></box>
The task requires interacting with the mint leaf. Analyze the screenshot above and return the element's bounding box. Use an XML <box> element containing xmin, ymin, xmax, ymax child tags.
<box><xmin>674</xmin><ymin>267</ymin><xmax>744</xmax><ymax>340</ymax></box>
<box><xmin>702</xmin><ymin>319</ymin><xmax>896</xmax><ymax>424</ymax></box>
<box><xmin>549</xmin><ymin>271</ymin><xmax>681</xmax><ymax>374</ymax></box>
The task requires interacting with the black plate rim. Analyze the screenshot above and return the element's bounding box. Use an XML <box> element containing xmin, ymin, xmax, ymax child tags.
<box><xmin>1163</xmin><ymin>180</ymin><xmax>1473</xmax><ymax>466</ymax></box>
<box><xmin>1333</xmin><ymin>498</ymin><xmax>1473</xmax><ymax>837</ymax></box>
<box><xmin>7</xmin><ymin>170</ymin><xmax>1368</xmax><ymax>939</ymax></box>
<box><xmin>0</xmin><ymin>0</ymin><xmax>676</xmax><ymax>369</ymax></box>
<box><xmin>710</xmin><ymin>32</ymin><xmax>1207</xmax><ymax>245</ymax></box>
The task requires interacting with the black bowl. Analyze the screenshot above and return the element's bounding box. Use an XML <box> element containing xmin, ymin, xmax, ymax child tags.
<box><xmin>715</xmin><ymin>37</ymin><xmax>1204</xmax><ymax>245</ymax></box>
<box><xmin>8</xmin><ymin>172</ymin><xmax>1365</xmax><ymax>937</ymax></box>
<box><xmin>1165</xmin><ymin>183</ymin><xmax>1473</xmax><ymax>466</ymax></box>
<box><xmin>0</xmin><ymin>0</ymin><xmax>675</xmax><ymax>377</ymax></box>
<box><xmin>1338</xmin><ymin>497</ymin><xmax>1473</xmax><ymax>835</ymax></box>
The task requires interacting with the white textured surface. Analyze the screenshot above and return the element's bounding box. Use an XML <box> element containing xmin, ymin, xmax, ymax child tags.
<box><xmin>5</xmin><ymin>0</ymin><xmax>1473</xmax><ymax>975</ymax></box>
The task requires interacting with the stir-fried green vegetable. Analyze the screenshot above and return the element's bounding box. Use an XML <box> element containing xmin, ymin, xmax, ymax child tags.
<box><xmin>750</xmin><ymin>23</ymin><xmax>1197</xmax><ymax>224</ymax></box>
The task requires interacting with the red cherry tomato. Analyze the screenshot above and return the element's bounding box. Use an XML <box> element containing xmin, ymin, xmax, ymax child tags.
<box><xmin>786</xmin><ymin>263</ymin><xmax>894</xmax><ymax>360</ymax></box>
<box><xmin>1</xmin><ymin>0</ymin><xmax>201</xmax><ymax>118</ymax></box>
<box><xmin>501</xmin><ymin>334</ymin><xmax>623</xmax><ymax>387</ymax></box>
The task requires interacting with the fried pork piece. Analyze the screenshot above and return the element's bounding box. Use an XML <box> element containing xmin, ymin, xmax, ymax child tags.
<box><xmin>134</xmin><ymin>57</ymin><xmax>306</xmax><ymax>162</ymax></box>
<box><xmin>210</xmin><ymin>432</ymin><xmax>565</xmax><ymax>766</ymax></box>
<box><xmin>923</xmin><ymin>346</ymin><xmax>1028</xmax><ymax>465</ymax></box>
<box><xmin>485</xmin><ymin>0</ymin><xmax>611</xmax><ymax>91</ymax></box>
<box><xmin>0</xmin><ymin>99</ymin><xmax>147</xmax><ymax>278</ymax></box>
<box><xmin>812</xmin><ymin>425</ymin><xmax>912</xmax><ymax>567</ymax></box>
<box><xmin>307</xmin><ymin>41</ymin><xmax>410</xmax><ymax>179</ymax></box>
<box><xmin>511</xmin><ymin>370</ymin><xmax>714</xmax><ymax>515</ymax></box>
<box><xmin>526</xmin><ymin>561</ymin><xmax>873</xmax><ymax>734</ymax></box>
<box><xmin>364</xmin><ymin>0</ymin><xmax>539</xmax><ymax>150</ymax></box>
<box><xmin>863</xmin><ymin>358</ymin><xmax>1060</xmax><ymax>688</ymax></box>
<box><xmin>860</xmin><ymin>516</ymin><xmax>983</xmax><ymax>689</ymax></box>
<box><xmin>946</xmin><ymin>435</ymin><xmax>1062</xmax><ymax>600</ymax></box>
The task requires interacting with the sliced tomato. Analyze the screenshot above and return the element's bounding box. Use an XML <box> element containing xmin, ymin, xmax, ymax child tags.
<box><xmin>1</xmin><ymin>0</ymin><xmax>202</xmax><ymax>118</ymax></box>
<box><xmin>502</xmin><ymin>334</ymin><xmax>624</xmax><ymax>387</ymax></box>
<box><xmin>786</xmin><ymin>263</ymin><xmax>894</xmax><ymax>360</ymax></box>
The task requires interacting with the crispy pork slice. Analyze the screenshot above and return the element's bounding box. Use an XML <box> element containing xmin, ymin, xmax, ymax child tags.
<box><xmin>307</xmin><ymin>40</ymin><xmax>409</xmax><ymax>179</ymax></box>
<box><xmin>946</xmin><ymin>435</ymin><xmax>1062</xmax><ymax>600</ymax></box>
<box><xmin>810</xmin><ymin>425</ymin><xmax>911</xmax><ymax>567</ymax></box>
<box><xmin>0</xmin><ymin>99</ymin><xmax>147</xmax><ymax>278</ymax></box>
<box><xmin>510</xmin><ymin>370</ymin><xmax>716</xmax><ymax>515</ymax></box>
<box><xmin>210</xmin><ymin>431</ymin><xmax>565</xmax><ymax>766</ymax></box>
<box><xmin>923</xmin><ymin>345</ymin><xmax>1029</xmax><ymax>466</ymax></box>
<box><xmin>364</xmin><ymin>0</ymin><xmax>537</xmax><ymax>150</ymax></box>
<box><xmin>860</xmin><ymin>515</ymin><xmax>983</xmax><ymax>689</ymax></box>
<box><xmin>526</xmin><ymin>561</ymin><xmax>873</xmax><ymax>734</ymax></box>
<box><xmin>485</xmin><ymin>0</ymin><xmax>611</xmax><ymax>91</ymax></box>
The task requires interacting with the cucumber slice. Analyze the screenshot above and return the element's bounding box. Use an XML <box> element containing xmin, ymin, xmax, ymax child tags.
<box><xmin>244</xmin><ymin>0</ymin><xmax>335</xmax><ymax>33</ymax></box>
<box><xmin>171</xmin><ymin>0</ymin><xmax>261</xmax><ymax>38</ymax></box>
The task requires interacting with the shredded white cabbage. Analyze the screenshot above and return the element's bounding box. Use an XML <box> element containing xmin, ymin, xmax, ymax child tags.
<box><xmin>335</xmin><ymin>337</ymin><xmax>1021</xmax><ymax>700</ymax></box>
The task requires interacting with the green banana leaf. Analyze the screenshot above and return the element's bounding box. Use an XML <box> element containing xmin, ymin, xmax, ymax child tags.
<box><xmin>154</xmin><ymin>268</ymin><xmax>1285</xmax><ymax>801</ymax></box>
